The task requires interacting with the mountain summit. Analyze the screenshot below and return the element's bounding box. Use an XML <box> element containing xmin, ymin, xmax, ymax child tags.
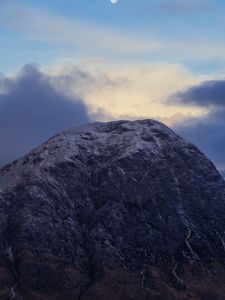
<box><xmin>1</xmin><ymin>119</ymin><xmax>225</xmax><ymax>300</ymax></box>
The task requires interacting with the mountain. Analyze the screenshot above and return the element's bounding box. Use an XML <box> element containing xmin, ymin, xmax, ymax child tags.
<box><xmin>1</xmin><ymin>119</ymin><xmax>225</xmax><ymax>300</ymax></box>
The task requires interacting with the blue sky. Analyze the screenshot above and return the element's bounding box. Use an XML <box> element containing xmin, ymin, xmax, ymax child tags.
<box><xmin>0</xmin><ymin>0</ymin><xmax>225</xmax><ymax>170</ymax></box>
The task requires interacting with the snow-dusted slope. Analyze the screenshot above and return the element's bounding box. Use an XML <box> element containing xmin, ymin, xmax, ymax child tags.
<box><xmin>0</xmin><ymin>120</ymin><xmax>216</xmax><ymax>190</ymax></box>
<box><xmin>0</xmin><ymin>119</ymin><xmax>225</xmax><ymax>300</ymax></box>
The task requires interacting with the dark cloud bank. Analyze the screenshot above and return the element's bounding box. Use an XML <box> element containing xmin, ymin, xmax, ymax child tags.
<box><xmin>171</xmin><ymin>80</ymin><xmax>225</xmax><ymax>169</ymax></box>
<box><xmin>0</xmin><ymin>65</ymin><xmax>91</xmax><ymax>167</ymax></box>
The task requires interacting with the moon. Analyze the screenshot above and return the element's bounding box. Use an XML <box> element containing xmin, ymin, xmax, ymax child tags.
<box><xmin>111</xmin><ymin>0</ymin><xmax>118</xmax><ymax>4</ymax></box>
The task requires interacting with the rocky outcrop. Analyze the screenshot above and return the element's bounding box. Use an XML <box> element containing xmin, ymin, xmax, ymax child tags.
<box><xmin>1</xmin><ymin>119</ymin><xmax>225</xmax><ymax>300</ymax></box>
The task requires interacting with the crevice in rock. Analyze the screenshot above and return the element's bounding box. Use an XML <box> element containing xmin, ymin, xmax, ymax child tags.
<box><xmin>172</xmin><ymin>262</ymin><xmax>184</xmax><ymax>287</ymax></box>
<box><xmin>185</xmin><ymin>230</ymin><xmax>200</xmax><ymax>261</ymax></box>
<box><xmin>6</xmin><ymin>244</ymin><xmax>21</xmax><ymax>300</ymax></box>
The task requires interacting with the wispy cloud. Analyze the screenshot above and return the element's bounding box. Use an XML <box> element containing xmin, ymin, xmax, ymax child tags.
<box><xmin>157</xmin><ymin>0</ymin><xmax>213</xmax><ymax>14</ymax></box>
<box><xmin>0</xmin><ymin>4</ymin><xmax>161</xmax><ymax>56</ymax></box>
<box><xmin>48</xmin><ymin>62</ymin><xmax>207</xmax><ymax>124</ymax></box>
<box><xmin>0</xmin><ymin>3</ymin><xmax>224</xmax><ymax>65</ymax></box>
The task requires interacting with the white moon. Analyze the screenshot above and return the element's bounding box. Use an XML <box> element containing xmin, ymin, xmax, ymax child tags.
<box><xmin>111</xmin><ymin>0</ymin><xmax>118</xmax><ymax>4</ymax></box>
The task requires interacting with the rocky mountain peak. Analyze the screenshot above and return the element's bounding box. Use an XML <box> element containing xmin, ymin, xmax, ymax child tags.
<box><xmin>0</xmin><ymin>119</ymin><xmax>225</xmax><ymax>300</ymax></box>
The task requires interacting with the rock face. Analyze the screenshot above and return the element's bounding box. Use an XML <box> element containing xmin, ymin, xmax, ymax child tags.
<box><xmin>0</xmin><ymin>119</ymin><xmax>225</xmax><ymax>300</ymax></box>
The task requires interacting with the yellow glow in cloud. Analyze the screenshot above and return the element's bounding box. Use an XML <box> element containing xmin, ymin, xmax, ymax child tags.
<box><xmin>54</xmin><ymin>62</ymin><xmax>208</xmax><ymax>126</ymax></box>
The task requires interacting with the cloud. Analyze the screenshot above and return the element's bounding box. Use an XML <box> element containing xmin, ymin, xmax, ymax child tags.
<box><xmin>170</xmin><ymin>80</ymin><xmax>225</xmax><ymax>107</ymax></box>
<box><xmin>52</xmin><ymin>62</ymin><xmax>206</xmax><ymax>124</ymax></box>
<box><xmin>158</xmin><ymin>0</ymin><xmax>212</xmax><ymax>14</ymax></box>
<box><xmin>0</xmin><ymin>65</ymin><xmax>90</xmax><ymax>167</ymax></box>
<box><xmin>0</xmin><ymin>4</ymin><xmax>161</xmax><ymax>57</ymax></box>
<box><xmin>1</xmin><ymin>2</ymin><xmax>225</xmax><ymax>70</ymax></box>
<box><xmin>171</xmin><ymin>80</ymin><xmax>225</xmax><ymax>169</ymax></box>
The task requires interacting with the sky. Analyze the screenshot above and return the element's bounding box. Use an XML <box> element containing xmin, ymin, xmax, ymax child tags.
<box><xmin>0</xmin><ymin>0</ymin><xmax>225</xmax><ymax>171</ymax></box>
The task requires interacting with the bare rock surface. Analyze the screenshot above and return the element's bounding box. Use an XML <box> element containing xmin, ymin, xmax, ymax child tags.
<box><xmin>1</xmin><ymin>119</ymin><xmax>225</xmax><ymax>299</ymax></box>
